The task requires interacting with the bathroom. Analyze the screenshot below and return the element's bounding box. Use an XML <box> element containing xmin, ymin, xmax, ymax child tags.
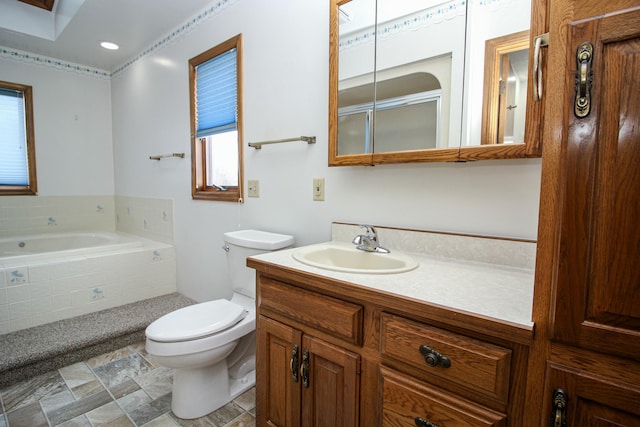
<box><xmin>1</xmin><ymin>0</ymin><xmax>543</xmax><ymax>425</ymax></box>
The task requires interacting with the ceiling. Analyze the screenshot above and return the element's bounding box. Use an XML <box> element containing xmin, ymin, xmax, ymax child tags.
<box><xmin>0</xmin><ymin>0</ymin><xmax>215</xmax><ymax>71</ymax></box>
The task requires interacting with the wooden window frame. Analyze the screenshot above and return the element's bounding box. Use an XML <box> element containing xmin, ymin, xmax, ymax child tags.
<box><xmin>189</xmin><ymin>34</ymin><xmax>244</xmax><ymax>202</ymax></box>
<box><xmin>0</xmin><ymin>80</ymin><xmax>37</xmax><ymax>196</ymax></box>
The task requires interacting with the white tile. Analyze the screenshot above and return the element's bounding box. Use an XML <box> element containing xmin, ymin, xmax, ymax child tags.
<box><xmin>31</xmin><ymin>296</ymin><xmax>52</xmax><ymax>314</ymax></box>
<box><xmin>49</xmin><ymin>261</ymin><xmax>70</xmax><ymax>280</ymax></box>
<box><xmin>52</xmin><ymin>294</ymin><xmax>72</xmax><ymax>311</ymax></box>
<box><xmin>0</xmin><ymin>288</ymin><xmax>6</xmax><ymax>305</ymax></box>
<box><xmin>29</xmin><ymin>281</ymin><xmax>51</xmax><ymax>298</ymax></box>
<box><xmin>7</xmin><ymin>284</ymin><xmax>30</xmax><ymax>303</ymax></box>
<box><xmin>0</xmin><ymin>304</ymin><xmax>9</xmax><ymax>322</ymax></box>
<box><xmin>9</xmin><ymin>300</ymin><xmax>31</xmax><ymax>319</ymax></box>
<box><xmin>28</xmin><ymin>263</ymin><xmax>50</xmax><ymax>282</ymax></box>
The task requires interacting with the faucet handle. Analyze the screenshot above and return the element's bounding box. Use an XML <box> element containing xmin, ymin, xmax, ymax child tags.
<box><xmin>359</xmin><ymin>224</ymin><xmax>377</xmax><ymax>239</ymax></box>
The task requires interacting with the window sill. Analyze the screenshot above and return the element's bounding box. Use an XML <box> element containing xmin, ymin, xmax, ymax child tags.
<box><xmin>192</xmin><ymin>188</ymin><xmax>242</xmax><ymax>202</ymax></box>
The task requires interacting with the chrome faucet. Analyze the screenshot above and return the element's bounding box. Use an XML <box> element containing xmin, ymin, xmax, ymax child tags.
<box><xmin>352</xmin><ymin>224</ymin><xmax>390</xmax><ymax>253</ymax></box>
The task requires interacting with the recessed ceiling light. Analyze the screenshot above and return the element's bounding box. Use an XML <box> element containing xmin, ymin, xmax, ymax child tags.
<box><xmin>100</xmin><ymin>41</ymin><xmax>119</xmax><ymax>50</ymax></box>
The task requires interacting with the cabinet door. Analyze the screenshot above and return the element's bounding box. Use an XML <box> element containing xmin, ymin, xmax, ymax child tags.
<box><xmin>301</xmin><ymin>335</ymin><xmax>360</xmax><ymax>427</ymax></box>
<box><xmin>551</xmin><ymin>4</ymin><xmax>640</xmax><ymax>360</ymax></box>
<box><xmin>543</xmin><ymin>363</ymin><xmax>640</xmax><ymax>426</ymax></box>
<box><xmin>257</xmin><ymin>315</ymin><xmax>302</xmax><ymax>427</ymax></box>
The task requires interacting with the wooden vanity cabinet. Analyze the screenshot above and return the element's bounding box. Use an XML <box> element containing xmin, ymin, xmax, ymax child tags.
<box><xmin>256</xmin><ymin>277</ymin><xmax>362</xmax><ymax>427</ymax></box>
<box><xmin>250</xmin><ymin>264</ymin><xmax>533</xmax><ymax>427</ymax></box>
<box><xmin>527</xmin><ymin>1</ymin><xmax>640</xmax><ymax>425</ymax></box>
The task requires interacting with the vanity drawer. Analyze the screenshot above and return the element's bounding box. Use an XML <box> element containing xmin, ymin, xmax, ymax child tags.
<box><xmin>380</xmin><ymin>313</ymin><xmax>511</xmax><ymax>404</ymax></box>
<box><xmin>380</xmin><ymin>366</ymin><xmax>506</xmax><ymax>427</ymax></box>
<box><xmin>259</xmin><ymin>277</ymin><xmax>363</xmax><ymax>345</ymax></box>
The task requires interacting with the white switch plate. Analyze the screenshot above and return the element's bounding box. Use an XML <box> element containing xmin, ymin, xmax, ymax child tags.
<box><xmin>313</xmin><ymin>178</ymin><xmax>325</xmax><ymax>201</ymax></box>
<box><xmin>248</xmin><ymin>180</ymin><xmax>260</xmax><ymax>197</ymax></box>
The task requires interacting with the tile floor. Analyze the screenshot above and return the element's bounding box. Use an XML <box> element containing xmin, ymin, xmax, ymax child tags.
<box><xmin>0</xmin><ymin>342</ymin><xmax>255</xmax><ymax>427</ymax></box>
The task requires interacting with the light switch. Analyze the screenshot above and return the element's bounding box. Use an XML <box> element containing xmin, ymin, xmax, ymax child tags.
<box><xmin>248</xmin><ymin>180</ymin><xmax>260</xmax><ymax>197</ymax></box>
<box><xmin>313</xmin><ymin>178</ymin><xmax>325</xmax><ymax>201</ymax></box>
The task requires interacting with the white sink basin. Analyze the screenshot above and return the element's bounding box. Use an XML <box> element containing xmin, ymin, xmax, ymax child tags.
<box><xmin>292</xmin><ymin>243</ymin><xmax>418</xmax><ymax>274</ymax></box>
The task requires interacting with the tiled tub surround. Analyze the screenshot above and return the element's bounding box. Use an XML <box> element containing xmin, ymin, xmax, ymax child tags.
<box><xmin>115</xmin><ymin>196</ymin><xmax>174</xmax><ymax>245</ymax></box>
<box><xmin>0</xmin><ymin>342</ymin><xmax>256</xmax><ymax>427</ymax></box>
<box><xmin>253</xmin><ymin>222</ymin><xmax>536</xmax><ymax>328</ymax></box>
<box><xmin>0</xmin><ymin>195</ymin><xmax>175</xmax><ymax>245</ymax></box>
<box><xmin>0</xmin><ymin>196</ymin><xmax>115</xmax><ymax>238</ymax></box>
<box><xmin>0</xmin><ymin>234</ymin><xmax>176</xmax><ymax>334</ymax></box>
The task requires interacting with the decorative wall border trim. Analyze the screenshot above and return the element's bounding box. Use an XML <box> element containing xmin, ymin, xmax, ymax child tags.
<box><xmin>339</xmin><ymin>0</ymin><xmax>516</xmax><ymax>51</ymax></box>
<box><xmin>0</xmin><ymin>0</ymin><xmax>241</xmax><ymax>80</ymax></box>
<box><xmin>340</xmin><ymin>0</ymin><xmax>467</xmax><ymax>51</ymax></box>
<box><xmin>111</xmin><ymin>0</ymin><xmax>240</xmax><ymax>78</ymax></box>
<box><xmin>0</xmin><ymin>46</ymin><xmax>111</xmax><ymax>79</ymax></box>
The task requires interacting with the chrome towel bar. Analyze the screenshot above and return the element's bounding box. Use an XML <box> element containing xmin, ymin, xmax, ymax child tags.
<box><xmin>248</xmin><ymin>136</ymin><xmax>316</xmax><ymax>149</ymax></box>
<box><xmin>149</xmin><ymin>153</ymin><xmax>185</xmax><ymax>160</ymax></box>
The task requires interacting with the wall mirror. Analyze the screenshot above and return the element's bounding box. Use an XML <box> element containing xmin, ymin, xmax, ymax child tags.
<box><xmin>329</xmin><ymin>0</ymin><xmax>545</xmax><ymax>166</ymax></box>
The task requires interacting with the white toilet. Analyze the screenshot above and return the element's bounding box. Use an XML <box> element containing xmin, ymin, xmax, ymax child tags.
<box><xmin>145</xmin><ymin>229</ymin><xmax>294</xmax><ymax>419</ymax></box>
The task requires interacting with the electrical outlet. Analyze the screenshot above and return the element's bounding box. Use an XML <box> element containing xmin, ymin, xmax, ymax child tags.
<box><xmin>248</xmin><ymin>180</ymin><xmax>260</xmax><ymax>197</ymax></box>
<box><xmin>313</xmin><ymin>178</ymin><xmax>325</xmax><ymax>201</ymax></box>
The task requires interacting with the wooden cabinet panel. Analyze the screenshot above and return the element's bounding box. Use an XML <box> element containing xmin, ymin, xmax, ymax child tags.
<box><xmin>259</xmin><ymin>277</ymin><xmax>363</xmax><ymax>345</ymax></box>
<box><xmin>256</xmin><ymin>310</ymin><xmax>360</xmax><ymax>426</ymax></box>
<box><xmin>542</xmin><ymin>362</ymin><xmax>640</xmax><ymax>426</ymax></box>
<box><xmin>301</xmin><ymin>335</ymin><xmax>360</xmax><ymax>427</ymax></box>
<box><xmin>380</xmin><ymin>313</ymin><xmax>512</xmax><ymax>404</ymax></box>
<box><xmin>380</xmin><ymin>366</ymin><xmax>506</xmax><ymax>427</ymax></box>
<box><xmin>551</xmin><ymin>5</ymin><xmax>640</xmax><ymax>361</ymax></box>
<box><xmin>257</xmin><ymin>315</ymin><xmax>302</xmax><ymax>427</ymax></box>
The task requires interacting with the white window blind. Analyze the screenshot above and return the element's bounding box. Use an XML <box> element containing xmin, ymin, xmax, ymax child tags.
<box><xmin>0</xmin><ymin>87</ymin><xmax>29</xmax><ymax>186</ymax></box>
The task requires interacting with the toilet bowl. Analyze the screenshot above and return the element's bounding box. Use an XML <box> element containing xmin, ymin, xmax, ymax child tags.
<box><xmin>145</xmin><ymin>230</ymin><xmax>294</xmax><ymax>419</ymax></box>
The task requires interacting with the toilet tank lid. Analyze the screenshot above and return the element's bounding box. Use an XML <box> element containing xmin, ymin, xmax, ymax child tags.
<box><xmin>145</xmin><ymin>299</ymin><xmax>247</xmax><ymax>342</ymax></box>
<box><xmin>224</xmin><ymin>229</ymin><xmax>294</xmax><ymax>250</ymax></box>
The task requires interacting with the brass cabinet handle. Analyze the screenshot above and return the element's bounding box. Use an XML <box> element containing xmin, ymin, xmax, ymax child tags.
<box><xmin>574</xmin><ymin>42</ymin><xmax>594</xmax><ymax>118</ymax></box>
<box><xmin>301</xmin><ymin>348</ymin><xmax>310</xmax><ymax>388</ymax></box>
<box><xmin>551</xmin><ymin>389</ymin><xmax>568</xmax><ymax>427</ymax></box>
<box><xmin>415</xmin><ymin>417</ymin><xmax>440</xmax><ymax>427</ymax></box>
<box><xmin>533</xmin><ymin>33</ymin><xmax>549</xmax><ymax>101</ymax></box>
<box><xmin>419</xmin><ymin>345</ymin><xmax>451</xmax><ymax>368</ymax></box>
<box><xmin>290</xmin><ymin>344</ymin><xmax>299</xmax><ymax>383</ymax></box>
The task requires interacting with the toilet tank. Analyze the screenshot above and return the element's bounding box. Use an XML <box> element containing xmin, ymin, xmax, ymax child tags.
<box><xmin>224</xmin><ymin>230</ymin><xmax>294</xmax><ymax>299</ymax></box>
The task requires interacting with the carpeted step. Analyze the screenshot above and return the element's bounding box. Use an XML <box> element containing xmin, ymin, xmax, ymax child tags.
<box><xmin>0</xmin><ymin>292</ymin><xmax>196</xmax><ymax>388</ymax></box>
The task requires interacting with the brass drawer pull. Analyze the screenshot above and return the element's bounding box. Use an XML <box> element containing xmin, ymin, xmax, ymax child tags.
<box><xmin>574</xmin><ymin>41</ymin><xmax>594</xmax><ymax>118</ymax></box>
<box><xmin>419</xmin><ymin>345</ymin><xmax>451</xmax><ymax>368</ymax></box>
<box><xmin>415</xmin><ymin>417</ymin><xmax>440</xmax><ymax>427</ymax></box>
<box><xmin>551</xmin><ymin>388</ymin><xmax>568</xmax><ymax>427</ymax></box>
<box><xmin>290</xmin><ymin>345</ymin><xmax>299</xmax><ymax>383</ymax></box>
<box><xmin>301</xmin><ymin>349</ymin><xmax>310</xmax><ymax>388</ymax></box>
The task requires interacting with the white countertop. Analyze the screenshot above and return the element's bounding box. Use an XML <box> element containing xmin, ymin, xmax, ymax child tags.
<box><xmin>250</xmin><ymin>242</ymin><xmax>535</xmax><ymax>329</ymax></box>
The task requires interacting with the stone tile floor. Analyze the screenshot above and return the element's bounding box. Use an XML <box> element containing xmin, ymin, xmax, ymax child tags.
<box><xmin>0</xmin><ymin>342</ymin><xmax>255</xmax><ymax>427</ymax></box>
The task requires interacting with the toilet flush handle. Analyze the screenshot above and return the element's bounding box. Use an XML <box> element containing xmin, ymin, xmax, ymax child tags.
<box><xmin>222</xmin><ymin>244</ymin><xmax>230</xmax><ymax>252</ymax></box>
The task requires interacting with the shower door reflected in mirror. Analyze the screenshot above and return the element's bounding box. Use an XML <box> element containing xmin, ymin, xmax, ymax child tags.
<box><xmin>332</xmin><ymin>0</ymin><xmax>466</xmax><ymax>164</ymax></box>
<box><xmin>329</xmin><ymin>0</ymin><xmax>545</xmax><ymax>166</ymax></box>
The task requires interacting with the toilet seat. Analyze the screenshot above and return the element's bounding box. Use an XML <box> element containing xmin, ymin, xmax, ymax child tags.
<box><xmin>146</xmin><ymin>299</ymin><xmax>246</xmax><ymax>343</ymax></box>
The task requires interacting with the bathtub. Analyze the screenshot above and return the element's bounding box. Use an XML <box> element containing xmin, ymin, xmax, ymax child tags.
<box><xmin>0</xmin><ymin>232</ymin><xmax>142</xmax><ymax>263</ymax></box>
<box><xmin>0</xmin><ymin>231</ymin><xmax>176</xmax><ymax>334</ymax></box>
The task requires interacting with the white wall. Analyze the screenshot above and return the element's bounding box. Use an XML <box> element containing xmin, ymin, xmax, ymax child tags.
<box><xmin>111</xmin><ymin>0</ymin><xmax>541</xmax><ymax>302</ymax></box>
<box><xmin>0</xmin><ymin>59</ymin><xmax>114</xmax><ymax>196</ymax></box>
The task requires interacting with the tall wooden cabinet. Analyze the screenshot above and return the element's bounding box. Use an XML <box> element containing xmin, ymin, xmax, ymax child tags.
<box><xmin>529</xmin><ymin>1</ymin><xmax>640</xmax><ymax>425</ymax></box>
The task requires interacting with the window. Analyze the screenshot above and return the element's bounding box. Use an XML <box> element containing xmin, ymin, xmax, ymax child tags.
<box><xmin>0</xmin><ymin>81</ymin><xmax>37</xmax><ymax>195</ymax></box>
<box><xmin>189</xmin><ymin>34</ymin><xmax>243</xmax><ymax>202</ymax></box>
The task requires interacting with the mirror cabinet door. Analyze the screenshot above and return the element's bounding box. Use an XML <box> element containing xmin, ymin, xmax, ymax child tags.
<box><xmin>329</xmin><ymin>0</ymin><xmax>546</xmax><ymax>166</ymax></box>
<box><xmin>332</xmin><ymin>0</ymin><xmax>377</xmax><ymax>164</ymax></box>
